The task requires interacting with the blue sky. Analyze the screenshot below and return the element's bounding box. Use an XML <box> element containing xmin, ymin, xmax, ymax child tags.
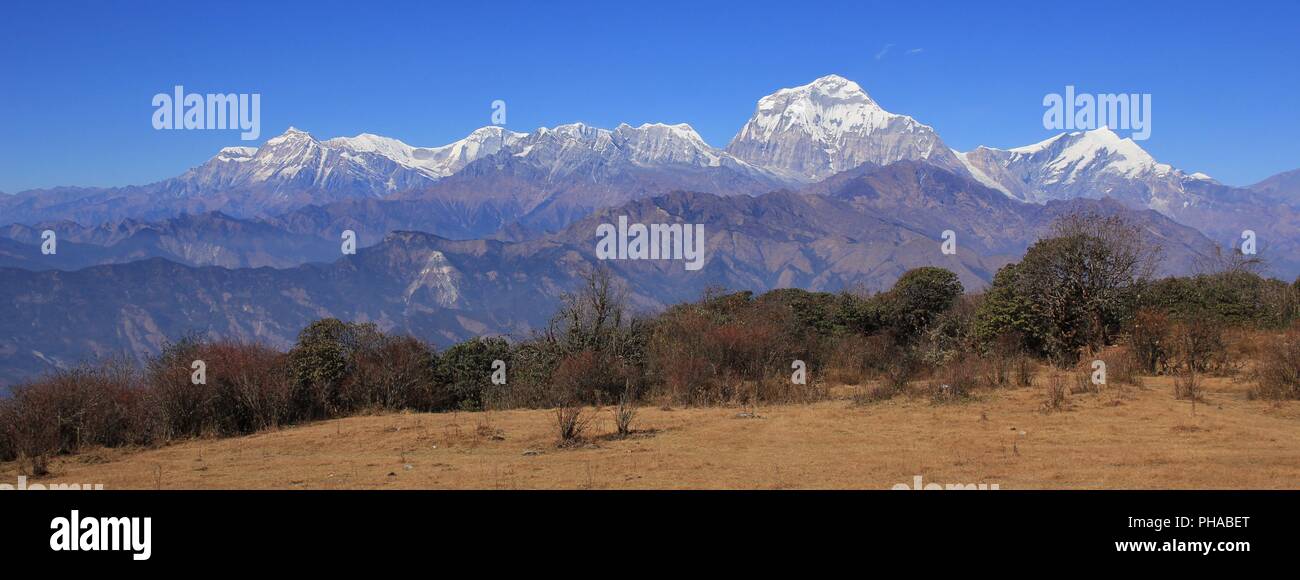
<box><xmin>1</xmin><ymin>0</ymin><xmax>1296</xmax><ymax>192</ymax></box>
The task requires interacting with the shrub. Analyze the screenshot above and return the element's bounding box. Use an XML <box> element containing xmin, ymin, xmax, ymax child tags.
<box><xmin>1129</xmin><ymin>309</ymin><xmax>1170</xmax><ymax>374</ymax></box>
<box><xmin>554</xmin><ymin>402</ymin><xmax>592</xmax><ymax>446</ymax></box>
<box><xmin>884</xmin><ymin>348</ymin><xmax>919</xmax><ymax>392</ymax></box>
<box><xmin>1171</xmin><ymin>318</ymin><xmax>1227</xmax><ymax>375</ymax></box>
<box><xmin>1094</xmin><ymin>344</ymin><xmax>1140</xmax><ymax>387</ymax></box>
<box><xmin>0</xmin><ymin>399</ymin><xmax>15</xmax><ymax>462</ymax></box>
<box><xmin>1174</xmin><ymin>370</ymin><xmax>1203</xmax><ymax>402</ymax></box>
<box><xmin>286</xmin><ymin>319</ymin><xmax>384</xmax><ymax>419</ymax></box>
<box><xmin>1250</xmin><ymin>328</ymin><xmax>1300</xmax><ymax>400</ymax></box>
<box><xmin>345</xmin><ymin>335</ymin><xmax>442</xmax><ymax>412</ymax></box>
<box><xmin>825</xmin><ymin>333</ymin><xmax>904</xmax><ymax>386</ymax></box>
<box><xmin>927</xmin><ymin>356</ymin><xmax>978</xmax><ymax>404</ymax></box>
<box><xmin>148</xmin><ymin>340</ymin><xmax>291</xmax><ymax>438</ymax></box>
<box><xmin>1070</xmin><ymin>372</ymin><xmax>1098</xmax><ymax>395</ymax></box>
<box><xmin>980</xmin><ymin>352</ymin><xmax>1012</xmax><ymax>389</ymax></box>
<box><xmin>1013</xmin><ymin>354</ymin><xmax>1035</xmax><ymax>387</ymax></box>
<box><xmin>1042</xmin><ymin>372</ymin><xmax>1068</xmax><ymax>412</ymax></box>
<box><xmin>852</xmin><ymin>382</ymin><xmax>901</xmax><ymax>405</ymax></box>
<box><xmin>613</xmin><ymin>383</ymin><xmax>637</xmax><ymax>437</ymax></box>
<box><xmin>755</xmin><ymin>373</ymin><xmax>829</xmax><ymax>405</ymax></box>
<box><xmin>881</xmin><ymin>267</ymin><xmax>964</xmax><ymax>344</ymax></box>
<box><xmin>436</xmin><ymin>337</ymin><xmax>512</xmax><ymax>411</ymax></box>
<box><xmin>1002</xmin><ymin>212</ymin><xmax>1158</xmax><ymax>363</ymax></box>
<box><xmin>549</xmin><ymin>350</ymin><xmax>632</xmax><ymax>406</ymax></box>
<box><xmin>4</xmin><ymin>361</ymin><xmax>153</xmax><ymax>464</ymax></box>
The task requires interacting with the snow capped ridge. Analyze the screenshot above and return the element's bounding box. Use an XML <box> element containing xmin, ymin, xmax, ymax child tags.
<box><xmin>264</xmin><ymin>126</ymin><xmax>313</xmax><ymax>146</ymax></box>
<box><xmin>322</xmin><ymin>126</ymin><xmax>526</xmax><ymax>178</ymax></box>
<box><xmin>189</xmin><ymin>118</ymin><xmax>785</xmax><ymax>201</ymax></box>
<box><xmin>770</xmin><ymin>74</ymin><xmax>876</xmax><ymax>104</ymax></box>
<box><xmin>958</xmin><ymin>126</ymin><xmax>1199</xmax><ymax>212</ymax></box>
<box><xmin>216</xmin><ymin>146</ymin><xmax>257</xmax><ymax>162</ymax></box>
<box><xmin>613</xmin><ymin>122</ymin><xmax>723</xmax><ymax>167</ymax></box>
<box><xmin>499</xmin><ymin>121</ymin><xmax>775</xmax><ymax>174</ymax></box>
<box><xmin>727</xmin><ymin>74</ymin><xmax>962</xmax><ymax>181</ymax></box>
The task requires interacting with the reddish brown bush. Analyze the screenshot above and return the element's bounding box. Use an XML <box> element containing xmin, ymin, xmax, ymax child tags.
<box><xmin>1250</xmin><ymin>327</ymin><xmax>1300</xmax><ymax>400</ymax></box>
<box><xmin>1129</xmin><ymin>309</ymin><xmax>1171</xmax><ymax>374</ymax></box>
<box><xmin>147</xmin><ymin>340</ymin><xmax>291</xmax><ymax>438</ymax></box>
<box><xmin>343</xmin><ymin>335</ymin><xmax>441</xmax><ymax>412</ymax></box>
<box><xmin>2</xmin><ymin>361</ymin><xmax>154</xmax><ymax>466</ymax></box>
<box><xmin>1171</xmin><ymin>318</ymin><xmax>1228</xmax><ymax>375</ymax></box>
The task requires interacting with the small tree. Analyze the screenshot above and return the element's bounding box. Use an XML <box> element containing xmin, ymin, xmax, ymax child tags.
<box><xmin>286</xmin><ymin>319</ymin><xmax>383</xmax><ymax>418</ymax></box>
<box><xmin>881</xmin><ymin>267</ymin><xmax>963</xmax><ymax>344</ymax></box>
<box><xmin>1011</xmin><ymin>211</ymin><xmax>1159</xmax><ymax>363</ymax></box>
<box><xmin>436</xmin><ymin>337</ymin><xmax>512</xmax><ymax>411</ymax></box>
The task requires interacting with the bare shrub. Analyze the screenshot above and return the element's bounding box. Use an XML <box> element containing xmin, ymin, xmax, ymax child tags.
<box><xmin>555</xmin><ymin>402</ymin><xmax>593</xmax><ymax>446</ymax></box>
<box><xmin>1096</xmin><ymin>344</ymin><xmax>1141</xmax><ymax>386</ymax></box>
<box><xmin>1013</xmin><ymin>355</ymin><xmax>1035</xmax><ymax>387</ymax></box>
<box><xmin>852</xmin><ymin>382</ymin><xmax>900</xmax><ymax>405</ymax></box>
<box><xmin>3</xmin><ymin>360</ymin><xmax>153</xmax><ymax>463</ymax></box>
<box><xmin>1129</xmin><ymin>309</ymin><xmax>1171</xmax><ymax>374</ymax></box>
<box><xmin>1042</xmin><ymin>372</ymin><xmax>1068</xmax><ymax>412</ymax></box>
<box><xmin>825</xmin><ymin>334</ymin><xmax>883</xmax><ymax>385</ymax></box>
<box><xmin>927</xmin><ymin>357</ymin><xmax>977</xmax><ymax>404</ymax></box>
<box><xmin>755</xmin><ymin>373</ymin><xmax>829</xmax><ymax>405</ymax></box>
<box><xmin>980</xmin><ymin>352</ymin><xmax>1011</xmax><ymax>388</ymax></box>
<box><xmin>613</xmin><ymin>383</ymin><xmax>638</xmax><ymax>438</ymax></box>
<box><xmin>884</xmin><ymin>348</ymin><xmax>918</xmax><ymax>392</ymax></box>
<box><xmin>549</xmin><ymin>351</ymin><xmax>606</xmax><ymax>445</ymax></box>
<box><xmin>346</xmin><ymin>335</ymin><xmax>441</xmax><ymax>412</ymax></box>
<box><xmin>1250</xmin><ymin>328</ymin><xmax>1300</xmax><ymax>400</ymax></box>
<box><xmin>148</xmin><ymin>340</ymin><xmax>291</xmax><ymax>438</ymax></box>
<box><xmin>927</xmin><ymin>381</ymin><xmax>970</xmax><ymax>404</ymax></box>
<box><xmin>0</xmin><ymin>399</ymin><xmax>15</xmax><ymax>462</ymax></box>
<box><xmin>1171</xmin><ymin>318</ymin><xmax>1227</xmax><ymax>375</ymax></box>
<box><xmin>1174</xmin><ymin>370</ymin><xmax>1203</xmax><ymax>403</ymax></box>
<box><xmin>26</xmin><ymin>453</ymin><xmax>50</xmax><ymax>477</ymax></box>
<box><xmin>1069</xmin><ymin>372</ymin><xmax>1097</xmax><ymax>395</ymax></box>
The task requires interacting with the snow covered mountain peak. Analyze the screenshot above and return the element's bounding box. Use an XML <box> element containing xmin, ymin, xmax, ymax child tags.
<box><xmin>958</xmin><ymin>126</ymin><xmax>1192</xmax><ymax>210</ymax></box>
<box><xmin>320</xmin><ymin>127</ymin><xmax>525</xmax><ymax>179</ymax></box>
<box><xmin>773</xmin><ymin>74</ymin><xmax>876</xmax><ymax>105</ymax></box>
<box><xmin>264</xmin><ymin>126</ymin><xmax>314</xmax><ymax>146</ymax></box>
<box><xmin>1005</xmin><ymin>127</ymin><xmax>1170</xmax><ymax>181</ymax></box>
<box><xmin>215</xmin><ymin>146</ymin><xmax>257</xmax><ymax>162</ymax></box>
<box><xmin>727</xmin><ymin>75</ymin><xmax>962</xmax><ymax>181</ymax></box>
<box><xmin>610</xmin><ymin>122</ymin><xmax>725</xmax><ymax>167</ymax></box>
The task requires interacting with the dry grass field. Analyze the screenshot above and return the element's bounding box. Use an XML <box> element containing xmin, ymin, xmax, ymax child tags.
<box><xmin>5</xmin><ymin>372</ymin><xmax>1299</xmax><ymax>490</ymax></box>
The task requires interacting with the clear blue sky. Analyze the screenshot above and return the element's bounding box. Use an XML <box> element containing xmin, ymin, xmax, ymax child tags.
<box><xmin>1</xmin><ymin>0</ymin><xmax>1296</xmax><ymax>192</ymax></box>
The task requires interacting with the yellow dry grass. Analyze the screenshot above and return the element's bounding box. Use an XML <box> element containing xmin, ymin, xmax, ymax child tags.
<box><xmin>5</xmin><ymin>373</ymin><xmax>1299</xmax><ymax>489</ymax></box>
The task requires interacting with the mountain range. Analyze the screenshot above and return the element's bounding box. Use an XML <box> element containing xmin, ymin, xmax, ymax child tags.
<box><xmin>0</xmin><ymin>74</ymin><xmax>1294</xmax><ymax>385</ymax></box>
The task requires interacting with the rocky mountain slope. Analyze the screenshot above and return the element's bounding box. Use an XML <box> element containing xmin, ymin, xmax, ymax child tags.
<box><xmin>0</xmin><ymin>162</ymin><xmax>1216</xmax><ymax>385</ymax></box>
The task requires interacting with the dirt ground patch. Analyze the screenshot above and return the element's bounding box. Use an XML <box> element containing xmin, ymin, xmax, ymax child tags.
<box><xmin>5</xmin><ymin>373</ymin><xmax>1299</xmax><ymax>489</ymax></box>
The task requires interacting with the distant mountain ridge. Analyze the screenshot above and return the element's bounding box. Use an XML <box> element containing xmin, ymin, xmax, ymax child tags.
<box><xmin>0</xmin><ymin>161</ymin><xmax>1218</xmax><ymax>385</ymax></box>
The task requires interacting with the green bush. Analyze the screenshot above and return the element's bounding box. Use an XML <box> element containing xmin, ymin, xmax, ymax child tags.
<box><xmin>436</xmin><ymin>337</ymin><xmax>512</xmax><ymax>410</ymax></box>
